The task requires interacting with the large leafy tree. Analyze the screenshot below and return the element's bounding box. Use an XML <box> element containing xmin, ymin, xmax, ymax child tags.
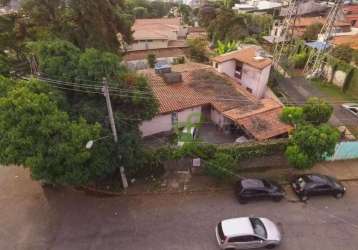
<box><xmin>331</xmin><ymin>45</ymin><xmax>353</xmax><ymax>63</ymax></box>
<box><xmin>285</xmin><ymin>124</ymin><xmax>339</xmax><ymax>169</ymax></box>
<box><xmin>0</xmin><ymin>77</ymin><xmax>116</xmax><ymax>185</ymax></box>
<box><xmin>21</xmin><ymin>0</ymin><xmax>133</xmax><ymax>52</ymax></box>
<box><xmin>302</xmin><ymin>97</ymin><xmax>333</xmax><ymax>125</ymax></box>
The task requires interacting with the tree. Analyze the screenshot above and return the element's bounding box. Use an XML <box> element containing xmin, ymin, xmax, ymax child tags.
<box><xmin>302</xmin><ymin>23</ymin><xmax>323</xmax><ymax>41</ymax></box>
<box><xmin>285</xmin><ymin>124</ymin><xmax>339</xmax><ymax>169</ymax></box>
<box><xmin>280</xmin><ymin>106</ymin><xmax>304</xmax><ymax>125</ymax></box>
<box><xmin>178</xmin><ymin>4</ymin><xmax>193</xmax><ymax>25</ymax></box>
<box><xmin>27</xmin><ymin>39</ymin><xmax>81</xmax><ymax>80</ymax></box>
<box><xmin>147</xmin><ymin>53</ymin><xmax>156</xmax><ymax>68</ymax></box>
<box><xmin>331</xmin><ymin>45</ymin><xmax>353</xmax><ymax>63</ymax></box>
<box><xmin>133</xmin><ymin>6</ymin><xmax>148</xmax><ymax>18</ymax></box>
<box><xmin>21</xmin><ymin>0</ymin><xmax>134</xmax><ymax>52</ymax></box>
<box><xmin>0</xmin><ymin>77</ymin><xmax>116</xmax><ymax>185</ymax></box>
<box><xmin>303</xmin><ymin>97</ymin><xmax>333</xmax><ymax>125</ymax></box>
<box><xmin>187</xmin><ymin>38</ymin><xmax>208</xmax><ymax>62</ymax></box>
<box><xmin>289</xmin><ymin>52</ymin><xmax>308</xmax><ymax>69</ymax></box>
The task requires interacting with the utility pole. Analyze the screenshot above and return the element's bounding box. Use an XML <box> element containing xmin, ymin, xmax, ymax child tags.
<box><xmin>102</xmin><ymin>78</ymin><xmax>128</xmax><ymax>189</ymax></box>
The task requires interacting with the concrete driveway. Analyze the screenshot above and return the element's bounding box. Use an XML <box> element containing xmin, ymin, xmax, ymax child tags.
<box><xmin>1</xmin><ymin>166</ymin><xmax>358</xmax><ymax>250</ymax></box>
<box><xmin>278</xmin><ymin>76</ymin><xmax>358</xmax><ymax>128</ymax></box>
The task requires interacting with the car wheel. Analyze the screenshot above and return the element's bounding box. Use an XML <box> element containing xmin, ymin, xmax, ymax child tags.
<box><xmin>265</xmin><ymin>244</ymin><xmax>277</xmax><ymax>249</ymax></box>
<box><xmin>335</xmin><ymin>192</ymin><xmax>344</xmax><ymax>199</ymax></box>
<box><xmin>300</xmin><ymin>195</ymin><xmax>308</xmax><ymax>202</ymax></box>
<box><xmin>273</xmin><ymin>196</ymin><xmax>283</xmax><ymax>202</ymax></box>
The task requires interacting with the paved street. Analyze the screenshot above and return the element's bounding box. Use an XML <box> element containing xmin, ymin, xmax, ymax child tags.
<box><xmin>278</xmin><ymin>76</ymin><xmax>358</xmax><ymax>127</ymax></box>
<box><xmin>2</xmin><ymin>166</ymin><xmax>358</xmax><ymax>250</ymax></box>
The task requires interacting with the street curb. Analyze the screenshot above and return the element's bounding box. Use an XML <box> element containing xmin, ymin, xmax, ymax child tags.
<box><xmin>76</xmin><ymin>177</ymin><xmax>358</xmax><ymax>197</ymax></box>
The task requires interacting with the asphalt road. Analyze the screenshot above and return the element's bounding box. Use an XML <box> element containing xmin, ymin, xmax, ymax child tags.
<box><xmin>277</xmin><ymin>76</ymin><xmax>358</xmax><ymax>127</ymax></box>
<box><xmin>1</xmin><ymin>167</ymin><xmax>358</xmax><ymax>250</ymax></box>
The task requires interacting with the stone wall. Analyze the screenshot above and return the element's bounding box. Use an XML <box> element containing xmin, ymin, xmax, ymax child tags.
<box><xmin>323</xmin><ymin>65</ymin><xmax>347</xmax><ymax>88</ymax></box>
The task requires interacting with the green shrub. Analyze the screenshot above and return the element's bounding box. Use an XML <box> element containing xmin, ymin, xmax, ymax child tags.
<box><xmin>147</xmin><ymin>53</ymin><xmax>156</xmax><ymax>68</ymax></box>
<box><xmin>204</xmin><ymin>152</ymin><xmax>237</xmax><ymax>179</ymax></box>
<box><xmin>331</xmin><ymin>45</ymin><xmax>353</xmax><ymax>63</ymax></box>
<box><xmin>280</xmin><ymin>106</ymin><xmax>304</xmax><ymax>125</ymax></box>
<box><xmin>130</xmin><ymin>150</ymin><xmax>165</xmax><ymax>178</ymax></box>
<box><xmin>290</xmin><ymin>53</ymin><xmax>308</xmax><ymax>69</ymax></box>
<box><xmin>302</xmin><ymin>97</ymin><xmax>333</xmax><ymax>125</ymax></box>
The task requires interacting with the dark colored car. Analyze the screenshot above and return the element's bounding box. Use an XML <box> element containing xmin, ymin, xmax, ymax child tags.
<box><xmin>291</xmin><ymin>174</ymin><xmax>346</xmax><ymax>201</ymax></box>
<box><xmin>235</xmin><ymin>178</ymin><xmax>285</xmax><ymax>204</ymax></box>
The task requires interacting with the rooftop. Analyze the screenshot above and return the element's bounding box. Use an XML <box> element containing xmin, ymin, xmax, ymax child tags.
<box><xmin>331</xmin><ymin>35</ymin><xmax>358</xmax><ymax>50</ymax></box>
<box><xmin>280</xmin><ymin>0</ymin><xmax>329</xmax><ymax>16</ymax></box>
<box><xmin>140</xmin><ymin>63</ymin><xmax>292</xmax><ymax>140</ymax></box>
<box><xmin>211</xmin><ymin>47</ymin><xmax>272</xmax><ymax>70</ymax></box>
<box><xmin>343</xmin><ymin>4</ymin><xmax>358</xmax><ymax>14</ymax></box>
<box><xmin>132</xmin><ymin>18</ymin><xmax>181</xmax><ymax>40</ymax></box>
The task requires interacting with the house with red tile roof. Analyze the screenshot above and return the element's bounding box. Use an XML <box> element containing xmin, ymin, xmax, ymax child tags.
<box><xmin>212</xmin><ymin>47</ymin><xmax>272</xmax><ymax>99</ymax></box>
<box><xmin>138</xmin><ymin>61</ymin><xmax>292</xmax><ymax>141</ymax></box>
<box><xmin>343</xmin><ymin>4</ymin><xmax>358</xmax><ymax>27</ymax></box>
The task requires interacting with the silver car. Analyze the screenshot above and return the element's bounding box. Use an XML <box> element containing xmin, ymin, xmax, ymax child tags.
<box><xmin>215</xmin><ymin>217</ymin><xmax>281</xmax><ymax>249</ymax></box>
<box><xmin>342</xmin><ymin>103</ymin><xmax>358</xmax><ymax>117</ymax></box>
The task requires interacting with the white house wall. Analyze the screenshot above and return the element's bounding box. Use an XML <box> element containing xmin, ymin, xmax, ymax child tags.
<box><xmin>216</xmin><ymin>60</ymin><xmax>236</xmax><ymax>78</ymax></box>
<box><xmin>127</xmin><ymin>40</ymin><xmax>168</xmax><ymax>51</ymax></box>
<box><xmin>140</xmin><ymin>106</ymin><xmax>202</xmax><ymax>137</ymax></box>
<box><xmin>139</xmin><ymin>114</ymin><xmax>172</xmax><ymax>137</ymax></box>
<box><xmin>257</xmin><ymin>65</ymin><xmax>271</xmax><ymax>98</ymax></box>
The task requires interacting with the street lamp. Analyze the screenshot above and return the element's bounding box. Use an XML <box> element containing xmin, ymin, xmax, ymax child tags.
<box><xmin>85</xmin><ymin>135</ymin><xmax>112</xmax><ymax>149</ymax></box>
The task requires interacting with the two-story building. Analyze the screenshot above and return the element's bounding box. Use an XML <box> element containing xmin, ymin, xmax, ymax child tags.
<box><xmin>212</xmin><ymin>47</ymin><xmax>272</xmax><ymax>99</ymax></box>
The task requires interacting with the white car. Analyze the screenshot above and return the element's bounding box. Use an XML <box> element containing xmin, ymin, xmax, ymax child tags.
<box><xmin>342</xmin><ymin>103</ymin><xmax>358</xmax><ymax>117</ymax></box>
<box><xmin>177</xmin><ymin>126</ymin><xmax>198</xmax><ymax>146</ymax></box>
<box><xmin>215</xmin><ymin>217</ymin><xmax>281</xmax><ymax>249</ymax></box>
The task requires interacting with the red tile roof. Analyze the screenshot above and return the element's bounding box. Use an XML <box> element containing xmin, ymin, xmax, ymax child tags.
<box><xmin>292</xmin><ymin>16</ymin><xmax>351</xmax><ymax>28</ymax></box>
<box><xmin>132</xmin><ymin>18</ymin><xmax>181</xmax><ymax>40</ymax></box>
<box><xmin>343</xmin><ymin>4</ymin><xmax>358</xmax><ymax>14</ymax></box>
<box><xmin>236</xmin><ymin>107</ymin><xmax>293</xmax><ymax>141</ymax></box>
<box><xmin>331</xmin><ymin>35</ymin><xmax>358</xmax><ymax>50</ymax></box>
<box><xmin>212</xmin><ymin>47</ymin><xmax>272</xmax><ymax>70</ymax></box>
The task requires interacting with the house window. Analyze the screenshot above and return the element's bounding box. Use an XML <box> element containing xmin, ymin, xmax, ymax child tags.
<box><xmin>235</xmin><ymin>62</ymin><xmax>243</xmax><ymax>79</ymax></box>
<box><xmin>352</xmin><ymin>20</ymin><xmax>357</xmax><ymax>26</ymax></box>
<box><xmin>171</xmin><ymin>112</ymin><xmax>178</xmax><ymax>125</ymax></box>
<box><xmin>214</xmin><ymin>62</ymin><xmax>218</xmax><ymax>69</ymax></box>
<box><xmin>246</xmin><ymin>87</ymin><xmax>252</xmax><ymax>93</ymax></box>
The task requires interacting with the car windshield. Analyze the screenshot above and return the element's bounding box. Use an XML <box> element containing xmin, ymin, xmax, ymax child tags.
<box><xmin>250</xmin><ymin>218</ymin><xmax>267</xmax><ymax>239</ymax></box>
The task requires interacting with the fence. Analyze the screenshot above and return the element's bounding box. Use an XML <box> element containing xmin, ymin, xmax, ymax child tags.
<box><xmin>326</xmin><ymin>141</ymin><xmax>358</xmax><ymax>161</ymax></box>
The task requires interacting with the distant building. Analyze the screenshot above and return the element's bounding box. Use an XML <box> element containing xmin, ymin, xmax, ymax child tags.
<box><xmin>126</xmin><ymin>18</ymin><xmax>188</xmax><ymax>52</ymax></box>
<box><xmin>331</xmin><ymin>35</ymin><xmax>358</xmax><ymax>50</ymax></box>
<box><xmin>280</xmin><ymin>0</ymin><xmax>330</xmax><ymax>17</ymax></box>
<box><xmin>342</xmin><ymin>4</ymin><xmax>358</xmax><ymax>27</ymax></box>
<box><xmin>212</xmin><ymin>47</ymin><xmax>272</xmax><ymax>99</ymax></box>
<box><xmin>232</xmin><ymin>0</ymin><xmax>283</xmax><ymax>14</ymax></box>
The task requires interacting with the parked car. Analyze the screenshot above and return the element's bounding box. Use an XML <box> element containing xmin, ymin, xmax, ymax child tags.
<box><xmin>291</xmin><ymin>174</ymin><xmax>346</xmax><ymax>201</ymax></box>
<box><xmin>215</xmin><ymin>217</ymin><xmax>281</xmax><ymax>249</ymax></box>
<box><xmin>177</xmin><ymin>126</ymin><xmax>198</xmax><ymax>146</ymax></box>
<box><xmin>235</xmin><ymin>178</ymin><xmax>285</xmax><ymax>204</ymax></box>
<box><xmin>341</xmin><ymin>103</ymin><xmax>358</xmax><ymax>117</ymax></box>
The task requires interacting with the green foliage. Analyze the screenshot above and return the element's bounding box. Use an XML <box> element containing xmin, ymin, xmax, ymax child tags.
<box><xmin>27</xmin><ymin>39</ymin><xmax>81</xmax><ymax>80</ymax></box>
<box><xmin>331</xmin><ymin>45</ymin><xmax>353</xmax><ymax>63</ymax></box>
<box><xmin>21</xmin><ymin>0</ymin><xmax>134</xmax><ymax>52</ymax></box>
<box><xmin>289</xmin><ymin>52</ymin><xmax>308</xmax><ymax>69</ymax></box>
<box><xmin>204</xmin><ymin>152</ymin><xmax>236</xmax><ymax>179</ymax></box>
<box><xmin>0</xmin><ymin>54</ymin><xmax>10</xmax><ymax>76</ymax></box>
<box><xmin>0</xmin><ymin>77</ymin><xmax>116</xmax><ymax>185</ymax></box>
<box><xmin>127</xmin><ymin>0</ymin><xmax>175</xmax><ymax>18</ymax></box>
<box><xmin>173</xmin><ymin>56</ymin><xmax>185</xmax><ymax>64</ymax></box>
<box><xmin>147</xmin><ymin>53</ymin><xmax>156</xmax><ymax>68</ymax></box>
<box><xmin>302</xmin><ymin>23</ymin><xmax>323</xmax><ymax>41</ymax></box>
<box><xmin>178</xmin><ymin>4</ymin><xmax>193</xmax><ymax>25</ymax></box>
<box><xmin>187</xmin><ymin>38</ymin><xmax>208</xmax><ymax>62</ymax></box>
<box><xmin>285</xmin><ymin>124</ymin><xmax>339</xmax><ymax>169</ymax></box>
<box><xmin>302</xmin><ymin>97</ymin><xmax>333</xmax><ymax>125</ymax></box>
<box><xmin>133</xmin><ymin>6</ymin><xmax>148</xmax><ymax>18</ymax></box>
<box><xmin>280</xmin><ymin>107</ymin><xmax>304</xmax><ymax>125</ymax></box>
<box><xmin>215</xmin><ymin>40</ymin><xmax>238</xmax><ymax>55</ymax></box>
<box><xmin>242</xmin><ymin>37</ymin><xmax>258</xmax><ymax>44</ymax></box>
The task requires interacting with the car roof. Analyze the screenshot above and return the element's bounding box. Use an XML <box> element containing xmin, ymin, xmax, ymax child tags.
<box><xmin>302</xmin><ymin>174</ymin><xmax>332</xmax><ymax>184</ymax></box>
<box><xmin>240</xmin><ymin>178</ymin><xmax>266</xmax><ymax>189</ymax></box>
<box><xmin>221</xmin><ymin>217</ymin><xmax>254</xmax><ymax>237</ymax></box>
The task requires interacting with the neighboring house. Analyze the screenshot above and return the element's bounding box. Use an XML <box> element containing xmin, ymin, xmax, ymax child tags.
<box><xmin>331</xmin><ymin>35</ymin><xmax>358</xmax><ymax>50</ymax></box>
<box><xmin>232</xmin><ymin>0</ymin><xmax>283</xmax><ymax>14</ymax></box>
<box><xmin>211</xmin><ymin>47</ymin><xmax>272</xmax><ymax>99</ymax></box>
<box><xmin>342</xmin><ymin>4</ymin><xmax>358</xmax><ymax>27</ymax></box>
<box><xmin>139</xmin><ymin>62</ymin><xmax>292</xmax><ymax>141</ymax></box>
<box><xmin>187</xmin><ymin>27</ymin><xmax>207</xmax><ymax>40</ymax></box>
<box><xmin>126</xmin><ymin>18</ymin><xmax>188</xmax><ymax>52</ymax></box>
<box><xmin>280</xmin><ymin>0</ymin><xmax>329</xmax><ymax>17</ymax></box>
<box><xmin>0</xmin><ymin>0</ymin><xmax>19</xmax><ymax>15</ymax></box>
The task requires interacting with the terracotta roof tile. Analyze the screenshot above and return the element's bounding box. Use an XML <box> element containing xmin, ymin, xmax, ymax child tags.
<box><xmin>331</xmin><ymin>35</ymin><xmax>358</xmax><ymax>50</ymax></box>
<box><xmin>212</xmin><ymin>47</ymin><xmax>272</xmax><ymax>70</ymax></box>
<box><xmin>236</xmin><ymin>107</ymin><xmax>293</xmax><ymax>141</ymax></box>
<box><xmin>292</xmin><ymin>16</ymin><xmax>351</xmax><ymax>27</ymax></box>
<box><xmin>132</xmin><ymin>18</ymin><xmax>181</xmax><ymax>40</ymax></box>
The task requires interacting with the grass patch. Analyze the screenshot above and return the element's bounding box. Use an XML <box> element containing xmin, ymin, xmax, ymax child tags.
<box><xmin>311</xmin><ymin>79</ymin><xmax>358</xmax><ymax>102</ymax></box>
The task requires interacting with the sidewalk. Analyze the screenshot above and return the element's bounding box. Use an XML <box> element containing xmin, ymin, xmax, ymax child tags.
<box><xmin>82</xmin><ymin>159</ymin><xmax>358</xmax><ymax>197</ymax></box>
